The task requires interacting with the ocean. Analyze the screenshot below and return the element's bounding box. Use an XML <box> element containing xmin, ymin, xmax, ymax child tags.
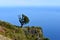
<box><xmin>0</xmin><ymin>7</ymin><xmax>60</xmax><ymax>40</ymax></box>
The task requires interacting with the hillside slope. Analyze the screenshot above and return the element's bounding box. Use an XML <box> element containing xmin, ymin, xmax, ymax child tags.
<box><xmin>0</xmin><ymin>20</ymin><xmax>49</xmax><ymax>40</ymax></box>
<box><xmin>0</xmin><ymin>35</ymin><xmax>12</xmax><ymax>40</ymax></box>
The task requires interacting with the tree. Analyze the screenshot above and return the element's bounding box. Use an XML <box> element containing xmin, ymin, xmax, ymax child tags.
<box><xmin>18</xmin><ymin>14</ymin><xmax>29</xmax><ymax>27</ymax></box>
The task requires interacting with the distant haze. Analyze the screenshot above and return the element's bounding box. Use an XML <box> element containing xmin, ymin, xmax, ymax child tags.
<box><xmin>0</xmin><ymin>0</ymin><xmax>60</xmax><ymax>7</ymax></box>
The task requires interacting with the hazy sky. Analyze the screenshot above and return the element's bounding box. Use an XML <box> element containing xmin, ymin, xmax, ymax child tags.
<box><xmin>0</xmin><ymin>0</ymin><xmax>60</xmax><ymax>7</ymax></box>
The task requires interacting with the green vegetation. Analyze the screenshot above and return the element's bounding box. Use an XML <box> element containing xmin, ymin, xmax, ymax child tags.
<box><xmin>18</xmin><ymin>14</ymin><xmax>29</xmax><ymax>27</ymax></box>
<box><xmin>0</xmin><ymin>14</ymin><xmax>49</xmax><ymax>40</ymax></box>
<box><xmin>0</xmin><ymin>20</ymin><xmax>49</xmax><ymax>40</ymax></box>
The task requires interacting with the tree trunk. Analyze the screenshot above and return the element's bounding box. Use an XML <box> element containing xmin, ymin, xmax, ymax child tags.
<box><xmin>21</xmin><ymin>24</ymin><xmax>23</xmax><ymax>28</ymax></box>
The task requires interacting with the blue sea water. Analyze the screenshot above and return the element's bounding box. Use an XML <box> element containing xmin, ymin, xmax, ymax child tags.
<box><xmin>0</xmin><ymin>7</ymin><xmax>60</xmax><ymax>40</ymax></box>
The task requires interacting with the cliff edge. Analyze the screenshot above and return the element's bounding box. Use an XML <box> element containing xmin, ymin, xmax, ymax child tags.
<box><xmin>0</xmin><ymin>20</ymin><xmax>49</xmax><ymax>40</ymax></box>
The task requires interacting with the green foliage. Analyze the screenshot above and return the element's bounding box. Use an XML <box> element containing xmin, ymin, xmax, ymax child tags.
<box><xmin>18</xmin><ymin>14</ymin><xmax>29</xmax><ymax>27</ymax></box>
<box><xmin>0</xmin><ymin>20</ymin><xmax>17</xmax><ymax>30</ymax></box>
<box><xmin>0</xmin><ymin>20</ymin><xmax>49</xmax><ymax>40</ymax></box>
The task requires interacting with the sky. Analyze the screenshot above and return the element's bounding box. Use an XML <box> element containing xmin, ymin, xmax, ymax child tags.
<box><xmin>0</xmin><ymin>0</ymin><xmax>60</xmax><ymax>7</ymax></box>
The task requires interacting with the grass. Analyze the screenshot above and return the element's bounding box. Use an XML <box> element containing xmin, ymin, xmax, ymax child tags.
<box><xmin>0</xmin><ymin>20</ymin><xmax>49</xmax><ymax>40</ymax></box>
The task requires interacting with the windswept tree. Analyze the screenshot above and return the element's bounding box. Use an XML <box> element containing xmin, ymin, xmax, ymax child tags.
<box><xmin>18</xmin><ymin>14</ymin><xmax>29</xmax><ymax>27</ymax></box>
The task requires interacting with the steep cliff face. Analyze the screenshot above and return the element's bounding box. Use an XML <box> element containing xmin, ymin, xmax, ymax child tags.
<box><xmin>23</xmin><ymin>27</ymin><xmax>43</xmax><ymax>40</ymax></box>
<box><xmin>0</xmin><ymin>20</ymin><xmax>49</xmax><ymax>40</ymax></box>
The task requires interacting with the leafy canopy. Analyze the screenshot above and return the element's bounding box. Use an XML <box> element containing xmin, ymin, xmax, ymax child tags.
<box><xmin>18</xmin><ymin>14</ymin><xmax>29</xmax><ymax>27</ymax></box>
